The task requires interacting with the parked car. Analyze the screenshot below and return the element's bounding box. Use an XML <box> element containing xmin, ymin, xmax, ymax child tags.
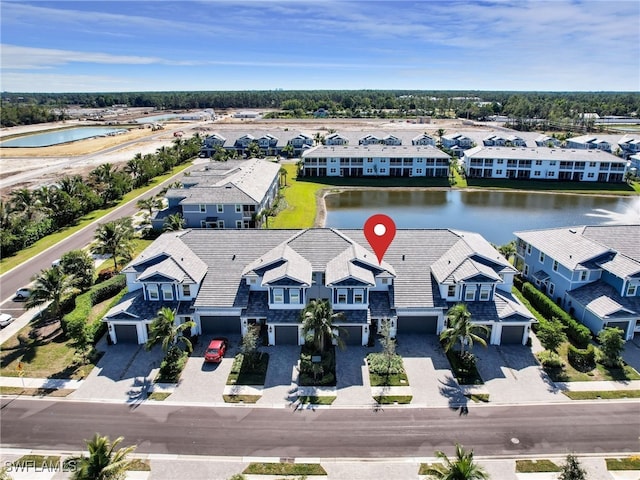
<box><xmin>15</xmin><ymin>288</ymin><xmax>31</xmax><ymax>300</ymax></box>
<box><xmin>204</xmin><ymin>338</ymin><xmax>227</xmax><ymax>363</ymax></box>
<box><xmin>0</xmin><ymin>313</ymin><xmax>15</xmax><ymax>328</ymax></box>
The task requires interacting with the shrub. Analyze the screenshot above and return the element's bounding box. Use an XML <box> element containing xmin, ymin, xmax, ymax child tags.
<box><xmin>366</xmin><ymin>352</ymin><xmax>405</xmax><ymax>375</ymax></box>
<box><xmin>90</xmin><ymin>274</ymin><xmax>126</xmax><ymax>304</ymax></box>
<box><xmin>96</xmin><ymin>267</ymin><xmax>117</xmax><ymax>283</ymax></box>
<box><xmin>537</xmin><ymin>350</ymin><xmax>565</xmax><ymax>369</ymax></box>
<box><xmin>597</xmin><ymin>327</ymin><xmax>625</xmax><ymax>368</ymax></box>
<box><xmin>521</xmin><ymin>282</ymin><xmax>591</xmax><ymax>347</ymax></box>
<box><xmin>568</xmin><ymin>344</ymin><xmax>596</xmax><ymax>371</ymax></box>
<box><xmin>157</xmin><ymin>346</ymin><xmax>188</xmax><ymax>383</ymax></box>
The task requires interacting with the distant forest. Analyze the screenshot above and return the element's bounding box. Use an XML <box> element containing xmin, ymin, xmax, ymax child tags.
<box><xmin>2</xmin><ymin>90</ymin><xmax>639</xmax><ymax>129</ymax></box>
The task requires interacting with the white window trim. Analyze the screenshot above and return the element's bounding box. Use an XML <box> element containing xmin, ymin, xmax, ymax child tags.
<box><xmin>235</xmin><ymin>204</ymin><xmax>242</xmax><ymax>213</ymax></box>
<box><xmin>479</xmin><ymin>287</ymin><xmax>491</xmax><ymax>301</ymax></box>
<box><xmin>354</xmin><ymin>289</ymin><xmax>364</xmax><ymax>304</ymax></box>
<box><xmin>627</xmin><ymin>284</ymin><xmax>637</xmax><ymax>296</ymax></box>
<box><xmin>148</xmin><ymin>285</ymin><xmax>159</xmax><ymax>301</ymax></box>
<box><xmin>217</xmin><ymin>204</ymin><xmax>224</xmax><ymax>213</ymax></box>
<box><xmin>199</xmin><ymin>204</ymin><xmax>206</xmax><ymax>213</ymax></box>
<box><xmin>162</xmin><ymin>285</ymin><xmax>174</xmax><ymax>301</ymax></box>
<box><xmin>273</xmin><ymin>288</ymin><xmax>284</xmax><ymax>304</ymax></box>
<box><xmin>539</xmin><ymin>252</ymin><xmax>545</xmax><ymax>263</ymax></box>
<box><xmin>552</xmin><ymin>260</ymin><xmax>558</xmax><ymax>272</ymax></box>
<box><xmin>182</xmin><ymin>284</ymin><xmax>191</xmax><ymax>297</ymax></box>
<box><xmin>290</xmin><ymin>288</ymin><xmax>301</xmax><ymax>304</ymax></box>
<box><xmin>337</xmin><ymin>288</ymin><xmax>348</xmax><ymax>304</ymax></box>
<box><xmin>524</xmin><ymin>265</ymin><xmax>530</xmax><ymax>276</ymax></box>
<box><xmin>549</xmin><ymin>283</ymin><xmax>555</xmax><ymax>296</ymax></box>
<box><xmin>465</xmin><ymin>287</ymin><xmax>476</xmax><ymax>301</ymax></box>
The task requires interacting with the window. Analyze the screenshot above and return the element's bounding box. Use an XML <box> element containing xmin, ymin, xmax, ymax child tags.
<box><xmin>465</xmin><ymin>288</ymin><xmax>476</xmax><ymax>301</ymax></box>
<box><xmin>590</xmin><ymin>162</ymin><xmax>596</xmax><ymax>167</ymax></box>
<box><xmin>330</xmin><ymin>168</ymin><xmax>337</xmax><ymax>173</ymax></box>
<box><xmin>337</xmin><ymin>289</ymin><xmax>347</xmax><ymax>304</ymax></box>
<box><xmin>200</xmin><ymin>220</ymin><xmax>206</xmax><ymax>228</ymax></box>
<box><xmin>553</xmin><ymin>260</ymin><xmax>558</xmax><ymax>272</ymax></box>
<box><xmin>217</xmin><ymin>220</ymin><xmax>224</xmax><ymax>228</ymax></box>
<box><xmin>289</xmin><ymin>289</ymin><xmax>301</xmax><ymax>304</ymax></box>
<box><xmin>354</xmin><ymin>289</ymin><xmax>364</xmax><ymax>304</ymax></box>
<box><xmin>447</xmin><ymin>285</ymin><xmax>456</xmax><ymax>297</ymax></box>
<box><xmin>550</xmin><ymin>161</ymin><xmax>556</xmax><ymax>166</ymax></box>
<box><xmin>497</xmin><ymin>159</ymin><xmax>504</xmax><ymax>164</ymax></box>
<box><xmin>273</xmin><ymin>288</ymin><xmax>284</xmax><ymax>303</ymax></box>
<box><xmin>182</xmin><ymin>284</ymin><xmax>190</xmax><ymax>297</ymax></box>
<box><xmin>479</xmin><ymin>288</ymin><xmax>490</xmax><ymax>301</ymax></box>
<box><xmin>580</xmin><ymin>271</ymin><xmax>588</xmax><ymax>281</ymax></box>
<box><xmin>524</xmin><ymin>265</ymin><xmax>530</xmax><ymax>276</ymax></box>
<box><xmin>534</xmin><ymin>171</ymin><xmax>541</xmax><ymax>176</ymax></box>
<box><xmin>247</xmin><ymin>277</ymin><xmax>257</xmax><ymax>285</ymax></box>
<box><xmin>235</xmin><ymin>204</ymin><xmax>242</xmax><ymax>213</ymax></box>
<box><xmin>162</xmin><ymin>285</ymin><xmax>173</xmax><ymax>301</ymax></box>
<box><xmin>539</xmin><ymin>252</ymin><xmax>545</xmax><ymax>263</ymax></box>
<box><xmin>236</xmin><ymin>220</ymin><xmax>242</xmax><ymax>229</ymax></box>
<box><xmin>526</xmin><ymin>244</ymin><xmax>532</xmax><ymax>255</ymax></box>
<box><xmin>217</xmin><ymin>204</ymin><xmax>224</xmax><ymax>213</ymax></box>
<box><xmin>381</xmin><ymin>278</ymin><xmax>389</xmax><ymax>285</ymax></box>
<box><xmin>536</xmin><ymin>160</ymin><xmax>543</xmax><ymax>165</ymax></box>
<box><xmin>148</xmin><ymin>285</ymin><xmax>159</xmax><ymax>301</ymax></box>
<box><xmin>627</xmin><ymin>284</ymin><xmax>637</xmax><ymax>296</ymax></box>
<box><xmin>199</xmin><ymin>204</ymin><xmax>206</xmax><ymax>213</ymax></box>
<box><xmin>496</xmin><ymin>169</ymin><xmax>503</xmax><ymax>175</ymax></box>
<box><xmin>587</xmin><ymin>172</ymin><xmax>594</xmax><ymax>178</ymax></box>
<box><xmin>549</xmin><ymin>283</ymin><xmax>555</xmax><ymax>296</ymax></box>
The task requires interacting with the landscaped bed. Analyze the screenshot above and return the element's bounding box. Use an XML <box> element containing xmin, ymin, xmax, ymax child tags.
<box><xmin>515</xmin><ymin>459</ymin><xmax>561</xmax><ymax>473</ymax></box>
<box><xmin>242</xmin><ymin>462</ymin><xmax>327</xmax><ymax>476</ymax></box>
<box><xmin>298</xmin><ymin>344</ymin><xmax>337</xmax><ymax>387</ymax></box>
<box><xmin>226</xmin><ymin>352</ymin><xmax>270</xmax><ymax>386</ymax></box>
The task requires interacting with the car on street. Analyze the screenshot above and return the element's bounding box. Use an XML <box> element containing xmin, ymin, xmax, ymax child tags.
<box><xmin>0</xmin><ymin>313</ymin><xmax>15</xmax><ymax>328</ymax></box>
<box><xmin>15</xmin><ymin>288</ymin><xmax>31</xmax><ymax>300</ymax></box>
<box><xmin>204</xmin><ymin>338</ymin><xmax>227</xmax><ymax>363</ymax></box>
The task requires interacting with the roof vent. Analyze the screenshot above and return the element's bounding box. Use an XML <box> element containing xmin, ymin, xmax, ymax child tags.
<box><xmin>569</xmin><ymin>229</ymin><xmax>576</xmax><ymax>234</ymax></box>
<box><xmin>232</xmin><ymin>254</ymin><xmax>236</xmax><ymax>260</ymax></box>
<box><xmin>402</xmin><ymin>254</ymin><xmax>405</xmax><ymax>261</ymax></box>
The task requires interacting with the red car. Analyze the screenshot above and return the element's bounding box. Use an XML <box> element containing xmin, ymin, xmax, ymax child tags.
<box><xmin>204</xmin><ymin>339</ymin><xmax>227</xmax><ymax>363</ymax></box>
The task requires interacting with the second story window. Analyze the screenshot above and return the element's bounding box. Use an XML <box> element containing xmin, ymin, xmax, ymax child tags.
<box><xmin>465</xmin><ymin>287</ymin><xmax>476</xmax><ymax>302</ymax></box>
<box><xmin>217</xmin><ymin>204</ymin><xmax>224</xmax><ymax>213</ymax></box>
<box><xmin>337</xmin><ymin>289</ymin><xmax>347</xmax><ymax>304</ymax></box>
<box><xmin>354</xmin><ymin>289</ymin><xmax>364</xmax><ymax>304</ymax></box>
<box><xmin>479</xmin><ymin>288</ymin><xmax>491</xmax><ymax>301</ymax></box>
<box><xmin>447</xmin><ymin>285</ymin><xmax>456</xmax><ymax>297</ymax></box>
<box><xmin>526</xmin><ymin>244</ymin><xmax>532</xmax><ymax>255</ymax></box>
<box><xmin>199</xmin><ymin>204</ymin><xmax>206</xmax><ymax>213</ymax></box>
<box><xmin>182</xmin><ymin>284</ymin><xmax>191</xmax><ymax>297</ymax></box>
<box><xmin>580</xmin><ymin>271</ymin><xmax>588</xmax><ymax>281</ymax></box>
<box><xmin>290</xmin><ymin>289</ymin><xmax>301</xmax><ymax>304</ymax></box>
<box><xmin>148</xmin><ymin>285</ymin><xmax>159</xmax><ymax>301</ymax></box>
<box><xmin>627</xmin><ymin>284</ymin><xmax>637</xmax><ymax>296</ymax></box>
<box><xmin>539</xmin><ymin>252</ymin><xmax>545</xmax><ymax>263</ymax></box>
<box><xmin>552</xmin><ymin>260</ymin><xmax>558</xmax><ymax>272</ymax></box>
<box><xmin>162</xmin><ymin>285</ymin><xmax>173</xmax><ymax>301</ymax></box>
<box><xmin>273</xmin><ymin>288</ymin><xmax>284</xmax><ymax>304</ymax></box>
<box><xmin>235</xmin><ymin>204</ymin><xmax>242</xmax><ymax>213</ymax></box>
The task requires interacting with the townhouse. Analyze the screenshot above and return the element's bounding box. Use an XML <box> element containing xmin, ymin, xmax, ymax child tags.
<box><xmin>514</xmin><ymin>225</ymin><xmax>640</xmax><ymax>340</ymax></box>
<box><xmin>463</xmin><ymin>146</ymin><xmax>627</xmax><ymax>182</ymax></box>
<box><xmin>151</xmin><ymin>159</ymin><xmax>280</xmax><ymax>230</ymax></box>
<box><xmin>301</xmin><ymin>144</ymin><xmax>450</xmax><ymax>178</ymax></box>
<box><xmin>201</xmin><ymin>130</ymin><xmax>314</xmax><ymax>158</ymax></box>
<box><xmin>103</xmin><ymin>228</ymin><xmax>535</xmax><ymax>347</ymax></box>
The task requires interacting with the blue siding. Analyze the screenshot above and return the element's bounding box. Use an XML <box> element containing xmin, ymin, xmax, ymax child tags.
<box><xmin>601</xmin><ymin>270</ymin><xmax>624</xmax><ymax>293</ymax></box>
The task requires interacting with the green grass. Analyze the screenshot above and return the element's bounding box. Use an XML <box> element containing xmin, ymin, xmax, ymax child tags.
<box><xmin>465</xmin><ymin>393</ymin><xmax>490</xmax><ymax>403</ymax></box>
<box><xmin>373</xmin><ymin>395</ymin><xmax>412</xmax><ymax>404</ymax></box>
<box><xmin>223</xmin><ymin>394</ymin><xmax>261</xmax><ymax>403</ymax></box>
<box><xmin>369</xmin><ymin>372</ymin><xmax>409</xmax><ymax>386</ymax></box>
<box><xmin>127</xmin><ymin>459</ymin><xmax>151</xmax><ymax>471</ymax></box>
<box><xmin>12</xmin><ymin>455</ymin><xmax>61</xmax><ymax>467</ymax></box>
<box><xmin>147</xmin><ymin>391</ymin><xmax>172</xmax><ymax>401</ymax></box>
<box><xmin>298</xmin><ymin>395</ymin><xmax>336</xmax><ymax>405</ymax></box>
<box><xmin>0</xmin><ymin>386</ymin><xmax>73</xmax><ymax>397</ymax></box>
<box><xmin>606</xmin><ymin>457</ymin><xmax>640</xmax><ymax>470</ymax></box>
<box><xmin>242</xmin><ymin>463</ymin><xmax>327</xmax><ymax>475</ymax></box>
<box><xmin>270</xmin><ymin>164</ymin><xmax>325</xmax><ymax>228</ymax></box>
<box><xmin>515</xmin><ymin>459</ymin><xmax>561</xmax><ymax>473</ymax></box>
<box><xmin>0</xmin><ymin>163</ymin><xmax>190</xmax><ymax>275</ymax></box>
<box><xmin>467</xmin><ymin>178</ymin><xmax>639</xmax><ymax>195</ymax></box>
<box><xmin>226</xmin><ymin>352</ymin><xmax>270</xmax><ymax>385</ymax></box>
<box><xmin>562</xmin><ymin>389</ymin><xmax>640</xmax><ymax>400</ymax></box>
<box><xmin>451</xmin><ymin>167</ymin><xmax>467</xmax><ymax>187</ymax></box>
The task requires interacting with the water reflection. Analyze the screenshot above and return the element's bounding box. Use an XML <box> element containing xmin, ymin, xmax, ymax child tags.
<box><xmin>324</xmin><ymin>190</ymin><xmax>639</xmax><ymax>245</ymax></box>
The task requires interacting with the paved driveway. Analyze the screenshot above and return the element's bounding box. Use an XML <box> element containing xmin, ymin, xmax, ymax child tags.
<box><xmin>259</xmin><ymin>345</ymin><xmax>300</xmax><ymax>406</ymax></box>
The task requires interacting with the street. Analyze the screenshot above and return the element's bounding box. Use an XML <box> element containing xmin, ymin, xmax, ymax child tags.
<box><xmin>1</xmin><ymin>398</ymin><xmax>638</xmax><ymax>458</ymax></box>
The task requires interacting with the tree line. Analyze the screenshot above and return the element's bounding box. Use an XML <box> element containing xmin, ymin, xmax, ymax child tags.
<box><xmin>0</xmin><ymin>134</ymin><xmax>202</xmax><ymax>258</ymax></box>
<box><xmin>2</xmin><ymin>90</ymin><xmax>639</xmax><ymax>127</ymax></box>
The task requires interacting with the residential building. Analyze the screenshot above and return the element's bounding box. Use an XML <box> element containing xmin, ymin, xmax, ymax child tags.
<box><xmin>151</xmin><ymin>159</ymin><xmax>280</xmax><ymax>230</ymax></box>
<box><xmin>302</xmin><ymin>145</ymin><xmax>450</xmax><ymax>177</ymax></box>
<box><xmin>534</xmin><ymin>134</ymin><xmax>561</xmax><ymax>147</ymax></box>
<box><xmin>441</xmin><ymin>133</ymin><xmax>474</xmax><ymax>149</ymax></box>
<box><xmin>514</xmin><ymin>225</ymin><xmax>640</xmax><ymax>340</ymax></box>
<box><xmin>483</xmin><ymin>134</ymin><xmax>526</xmax><ymax>147</ymax></box>
<box><xmin>565</xmin><ymin>135</ymin><xmax>612</xmax><ymax>152</ymax></box>
<box><xmin>200</xmin><ymin>130</ymin><xmax>313</xmax><ymax>158</ymax></box>
<box><xmin>104</xmin><ymin>228</ymin><xmax>535</xmax><ymax>346</ymax></box>
<box><xmin>411</xmin><ymin>133</ymin><xmax>436</xmax><ymax>146</ymax></box>
<box><xmin>618</xmin><ymin>135</ymin><xmax>640</xmax><ymax>157</ymax></box>
<box><xmin>463</xmin><ymin>146</ymin><xmax>627</xmax><ymax>182</ymax></box>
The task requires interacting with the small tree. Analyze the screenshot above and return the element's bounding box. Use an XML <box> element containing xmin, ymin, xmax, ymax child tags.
<box><xmin>162</xmin><ymin>213</ymin><xmax>186</xmax><ymax>232</ymax></box>
<box><xmin>300</xmin><ymin>299</ymin><xmax>345</xmax><ymax>353</ymax></box>
<box><xmin>91</xmin><ymin>217</ymin><xmax>134</xmax><ymax>272</ymax></box>
<box><xmin>145</xmin><ymin>307</ymin><xmax>196</xmax><ymax>353</ymax></box>
<box><xmin>241</xmin><ymin>324</ymin><xmax>260</xmax><ymax>368</ymax></box>
<box><xmin>60</xmin><ymin>249</ymin><xmax>95</xmax><ymax>291</ymax></box>
<box><xmin>597</xmin><ymin>327</ymin><xmax>625</xmax><ymax>368</ymax></box>
<box><xmin>424</xmin><ymin>443</ymin><xmax>489</xmax><ymax>480</ymax></box>
<box><xmin>537</xmin><ymin>317</ymin><xmax>567</xmax><ymax>353</ymax></box>
<box><xmin>558</xmin><ymin>454</ymin><xmax>587</xmax><ymax>480</ymax></box>
<box><xmin>25</xmin><ymin>266</ymin><xmax>77</xmax><ymax>320</ymax></box>
<box><xmin>70</xmin><ymin>433</ymin><xmax>135</xmax><ymax>480</ymax></box>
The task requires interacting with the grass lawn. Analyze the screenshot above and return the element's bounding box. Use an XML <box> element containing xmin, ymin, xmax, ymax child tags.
<box><xmin>223</xmin><ymin>394</ymin><xmax>261</xmax><ymax>403</ymax></box>
<box><xmin>269</xmin><ymin>164</ymin><xmax>325</xmax><ymax>228</ymax></box>
<box><xmin>467</xmin><ymin>178</ymin><xmax>640</xmax><ymax>195</ymax></box>
<box><xmin>369</xmin><ymin>372</ymin><xmax>409</xmax><ymax>386</ymax></box>
<box><xmin>465</xmin><ymin>393</ymin><xmax>490</xmax><ymax>403</ymax></box>
<box><xmin>606</xmin><ymin>457</ymin><xmax>640</xmax><ymax>470</ymax></box>
<box><xmin>445</xmin><ymin>350</ymin><xmax>484</xmax><ymax>385</ymax></box>
<box><xmin>243</xmin><ymin>463</ymin><xmax>327</xmax><ymax>475</ymax></box>
<box><xmin>0</xmin><ymin>387</ymin><xmax>74</xmax><ymax>397</ymax></box>
<box><xmin>127</xmin><ymin>459</ymin><xmax>151</xmax><ymax>471</ymax></box>
<box><xmin>541</xmin><ymin>343</ymin><xmax>640</xmax><ymax>382</ymax></box>
<box><xmin>297</xmin><ymin>395</ymin><xmax>336</xmax><ymax>405</ymax></box>
<box><xmin>373</xmin><ymin>395</ymin><xmax>412</xmax><ymax>404</ymax></box>
<box><xmin>226</xmin><ymin>352</ymin><xmax>269</xmax><ymax>386</ymax></box>
<box><xmin>0</xmin><ymin>163</ymin><xmax>190</xmax><ymax>275</ymax></box>
<box><xmin>147</xmin><ymin>391</ymin><xmax>172</xmax><ymax>401</ymax></box>
<box><xmin>515</xmin><ymin>459</ymin><xmax>561</xmax><ymax>473</ymax></box>
<box><xmin>0</xmin><ymin>321</ymin><xmax>99</xmax><ymax>379</ymax></box>
<box><xmin>563</xmin><ymin>390</ymin><xmax>640</xmax><ymax>400</ymax></box>
<box><xmin>12</xmin><ymin>455</ymin><xmax>61</xmax><ymax>468</ymax></box>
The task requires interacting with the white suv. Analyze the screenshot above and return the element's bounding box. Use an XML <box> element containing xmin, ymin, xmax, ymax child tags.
<box><xmin>0</xmin><ymin>313</ymin><xmax>14</xmax><ymax>328</ymax></box>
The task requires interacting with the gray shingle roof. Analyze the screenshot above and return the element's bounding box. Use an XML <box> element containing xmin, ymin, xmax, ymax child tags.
<box><xmin>582</xmin><ymin>225</ymin><xmax>640</xmax><ymax>263</ymax></box>
<box><xmin>568</xmin><ymin>280</ymin><xmax>639</xmax><ymax>318</ymax></box>
<box><xmin>302</xmin><ymin>144</ymin><xmax>450</xmax><ymax>159</ymax></box>
<box><xmin>464</xmin><ymin>145</ymin><xmax>624</xmax><ymax>162</ymax></box>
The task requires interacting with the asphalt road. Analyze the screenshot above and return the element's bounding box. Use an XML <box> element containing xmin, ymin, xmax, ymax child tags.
<box><xmin>0</xmin><ymin>162</ymin><xmax>196</xmax><ymax>319</ymax></box>
<box><xmin>1</xmin><ymin>398</ymin><xmax>638</xmax><ymax>457</ymax></box>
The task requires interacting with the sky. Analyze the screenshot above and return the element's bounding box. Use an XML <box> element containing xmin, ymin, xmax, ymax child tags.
<box><xmin>1</xmin><ymin>0</ymin><xmax>639</xmax><ymax>93</ymax></box>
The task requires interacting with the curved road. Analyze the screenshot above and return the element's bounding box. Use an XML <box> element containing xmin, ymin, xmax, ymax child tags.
<box><xmin>1</xmin><ymin>399</ymin><xmax>638</xmax><ymax>457</ymax></box>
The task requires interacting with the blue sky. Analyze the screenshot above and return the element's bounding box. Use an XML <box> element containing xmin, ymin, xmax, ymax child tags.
<box><xmin>1</xmin><ymin>1</ymin><xmax>639</xmax><ymax>92</ymax></box>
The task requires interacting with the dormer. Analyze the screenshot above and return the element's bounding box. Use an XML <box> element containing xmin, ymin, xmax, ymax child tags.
<box><xmin>235</xmin><ymin>134</ymin><xmax>255</xmax><ymax>148</ymax></box>
<box><xmin>325</xmin><ymin>133</ymin><xmax>349</xmax><ymax>146</ymax></box>
<box><xmin>412</xmin><ymin>133</ymin><xmax>435</xmax><ymax>146</ymax></box>
<box><xmin>359</xmin><ymin>134</ymin><xmax>381</xmax><ymax>145</ymax></box>
<box><xmin>383</xmin><ymin>135</ymin><xmax>402</xmax><ymax>146</ymax></box>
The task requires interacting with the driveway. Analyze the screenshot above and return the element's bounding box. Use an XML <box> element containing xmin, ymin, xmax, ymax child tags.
<box><xmin>259</xmin><ymin>345</ymin><xmax>300</xmax><ymax>406</ymax></box>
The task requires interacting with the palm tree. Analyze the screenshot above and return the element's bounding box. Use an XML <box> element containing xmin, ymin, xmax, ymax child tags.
<box><xmin>145</xmin><ymin>307</ymin><xmax>196</xmax><ymax>353</ymax></box>
<box><xmin>90</xmin><ymin>217</ymin><xmax>135</xmax><ymax>272</ymax></box>
<box><xmin>136</xmin><ymin>197</ymin><xmax>162</xmax><ymax>219</ymax></box>
<box><xmin>70</xmin><ymin>433</ymin><xmax>135</xmax><ymax>480</ymax></box>
<box><xmin>497</xmin><ymin>241</ymin><xmax>516</xmax><ymax>263</ymax></box>
<box><xmin>163</xmin><ymin>213</ymin><xmax>186</xmax><ymax>232</ymax></box>
<box><xmin>423</xmin><ymin>443</ymin><xmax>489</xmax><ymax>480</ymax></box>
<box><xmin>9</xmin><ymin>188</ymin><xmax>36</xmax><ymax>219</ymax></box>
<box><xmin>436</xmin><ymin>128</ymin><xmax>446</xmax><ymax>147</ymax></box>
<box><xmin>440</xmin><ymin>303</ymin><xmax>489</xmax><ymax>355</ymax></box>
<box><xmin>279</xmin><ymin>166</ymin><xmax>288</xmax><ymax>187</ymax></box>
<box><xmin>25</xmin><ymin>267</ymin><xmax>76</xmax><ymax>320</ymax></box>
<box><xmin>300</xmin><ymin>299</ymin><xmax>345</xmax><ymax>353</ymax></box>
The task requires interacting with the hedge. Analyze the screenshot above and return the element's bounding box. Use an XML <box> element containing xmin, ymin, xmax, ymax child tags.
<box><xmin>90</xmin><ymin>274</ymin><xmax>126</xmax><ymax>304</ymax></box>
<box><xmin>521</xmin><ymin>282</ymin><xmax>591</xmax><ymax>348</ymax></box>
<box><xmin>568</xmin><ymin>344</ymin><xmax>596</xmax><ymax>371</ymax></box>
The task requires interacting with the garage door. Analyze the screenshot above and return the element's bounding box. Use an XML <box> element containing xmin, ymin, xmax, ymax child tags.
<box><xmin>500</xmin><ymin>325</ymin><xmax>525</xmax><ymax>345</ymax></box>
<box><xmin>114</xmin><ymin>324</ymin><xmax>139</xmax><ymax>344</ymax></box>
<box><xmin>340</xmin><ymin>325</ymin><xmax>362</xmax><ymax>346</ymax></box>
<box><xmin>200</xmin><ymin>316</ymin><xmax>240</xmax><ymax>335</ymax></box>
<box><xmin>275</xmin><ymin>325</ymin><xmax>299</xmax><ymax>345</ymax></box>
<box><xmin>606</xmin><ymin>321</ymin><xmax>628</xmax><ymax>334</ymax></box>
<box><xmin>397</xmin><ymin>316</ymin><xmax>437</xmax><ymax>334</ymax></box>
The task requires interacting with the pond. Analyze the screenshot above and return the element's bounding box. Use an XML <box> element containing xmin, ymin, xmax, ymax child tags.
<box><xmin>324</xmin><ymin>189</ymin><xmax>640</xmax><ymax>245</ymax></box>
<box><xmin>0</xmin><ymin>127</ymin><xmax>128</xmax><ymax>147</ymax></box>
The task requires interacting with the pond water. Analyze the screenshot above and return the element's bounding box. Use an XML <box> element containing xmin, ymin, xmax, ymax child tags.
<box><xmin>0</xmin><ymin>127</ymin><xmax>128</xmax><ymax>147</ymax></box>
<box><xmin>324</xmin><ymin>189</ymin><xmax>640</xmax><ymax>245</ymax></box>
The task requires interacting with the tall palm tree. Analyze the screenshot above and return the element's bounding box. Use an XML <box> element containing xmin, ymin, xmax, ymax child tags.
<box><xmin>279</xmin><ymin>166</ymin><xmax>288</xmax><ymax>186</ymax></box>
<box><xmin>136</xmin><ymin>197</ymin><xmax>162</xmax><ymax>219</ymax></box>
<box><xmin>70</xmin><ymin>433</ymin><xmax>135</xmax><ymax>480</ymax></box>
<box><xmin>300</xmin><ymin>299</ymin><xmax>345</xmax><ymax>353</ymax></box>
<box><xmin>162</xmin><ymin>213</ymin><xmax>186</xmax><ymax>232</ymax></box>
<box><xmin>145</xmin><ymin>307</ymin><xmax>196</xmax><ymax>353</ymax></box>
<box><xmin>9</xmin><ymin>188</ymin><xmax>36</xmax><ymax>219</ymax></box>
<box><xmin>497</xmin><ymin>241</ymin><xmax>516</xmax><ymax>263</ymax></box>
<box><xmin>90</xmin><ymin>217</ymin><xmax>135</xmax><ymax>272</ymax></box>
<box><xmin>25</xmin><ymin>266</ymin><xmax>76</xmax><ymax>319</ymax></box>
<box><xmin>423</xmin><ymin>443</ymin><xmax>489</xmax><ymax>480</ymax></box>
<box><xmin>440</xmin><ymin>303</ymin><xmax>489</xmax><ymax>355</ymax></box>
<box><xmin>436</xmin><ymin>128</ymin><xmax>446</xmax><ymax>147</ymax></box>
